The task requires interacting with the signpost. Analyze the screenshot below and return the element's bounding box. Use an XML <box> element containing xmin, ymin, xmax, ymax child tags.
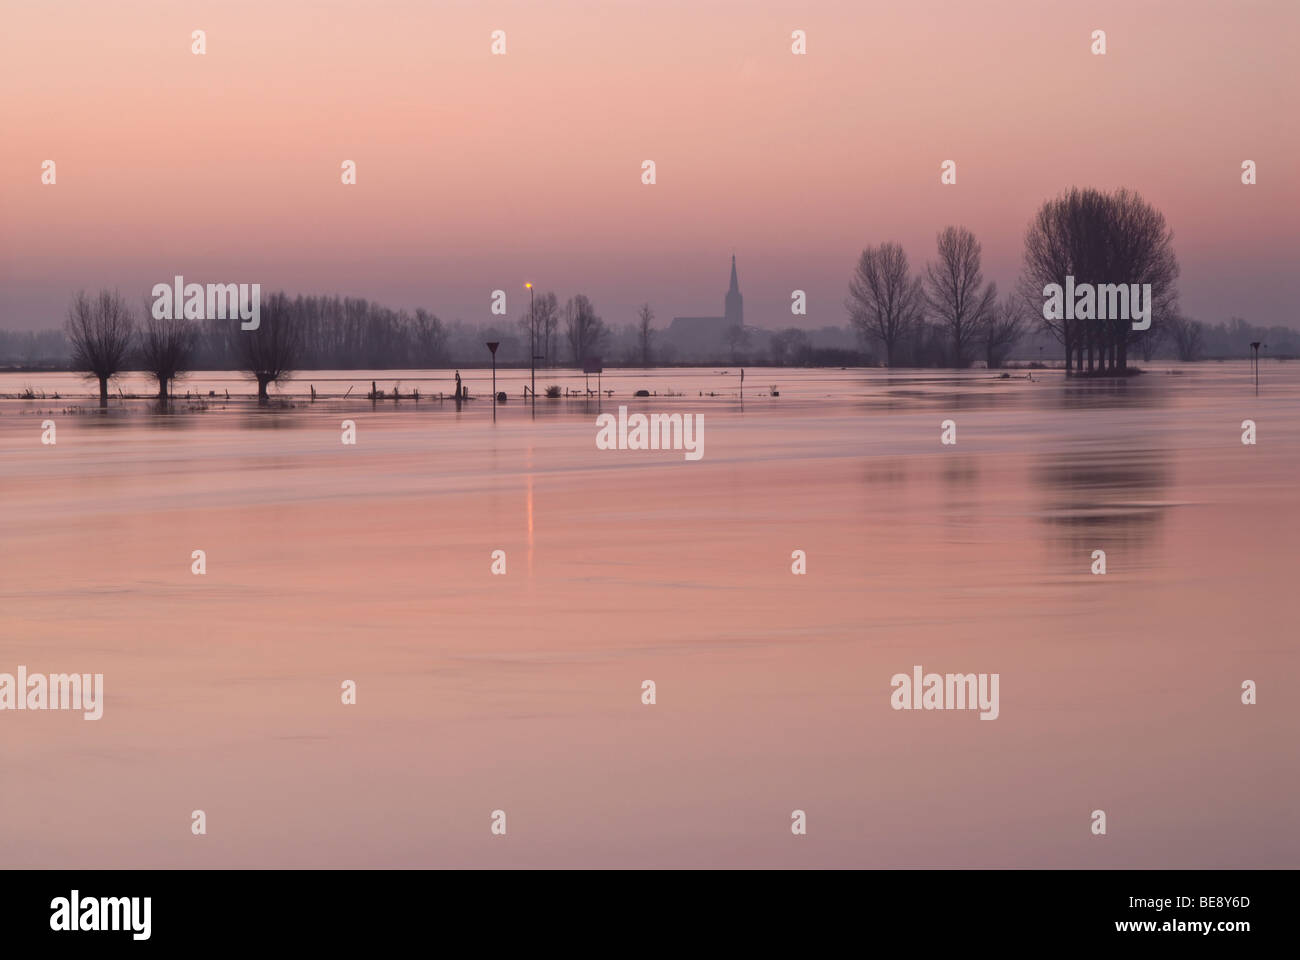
<box><xmin>583</xmin><ymin>356</ymin><xmax>603</xmax><ymax>397</ymax></box>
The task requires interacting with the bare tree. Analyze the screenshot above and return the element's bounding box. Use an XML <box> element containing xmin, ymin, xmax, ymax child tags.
<box><xmin>1020</xmin><ymin>187</ymin><xmax>1178</xmax><ymax>375</ymax></box>
<box><xmin>925</xmin><ymin>227</ymin><xmax>998</xmax><ymax>368</ymax></box>
<box><xmin>846</xmin><ymin>242</ymin><xmax>925</xmax><ymax>366</ymax></box>
<box><xmin>1168</xmin><ymin>313</ymin><xmax>1204</xmax><ymax>361</ymax></box>
<box><xmin>517</xmin><ymin>298</ymin><xmax>538</xmax><ymax>363</ymax></box>
<box><xmin>516</xmin><ymin>291</ymin><xmax>557</xmax><ymax>367</ymax></box>
<box><xmin>770</xmin><ymin>327</ymin><xmax>810</xmax><ymax>366</ymax></box>
<box><xmin>66</xmin><ymin>290</ymin><xmax>135</xmax><ymax>408</ymax></box>
<box><xmin>636</xmin><ymin>303</ymin><xmax>655</xmax><ymax>367</ymax></box>
<box><xmin>1138</xmin><ymin>318</ymin><xmax>1166</xmax><ymax>362</ymax></box>
<box><xmin>541</xmin><ymin>294</ymin><xmax>560</xmax><ymax>365</ymax></box>
<box><xmin>137</xmin><ymin>305</ymin><xmax>197</xmax><ymax>405</ymax></box>
<box><xmin>411</xmin><ymin>308</ymin><xmax>448</xmax><ymax>366</ymax></box>
<box><xmin>238</xmin><ymin>291</ymin><xmax>302</xmax><ymax>403</ymax></box>
<box><xmin>984</xmin><ymin>292</ymin><xmax>1027</xmax><ymax>368</ymax></box>
<box><xmin>724</xmin><ymin>323</ymin><xmax>751</xmax><ymax>363</ymax></box>
<box><xmin>564</xmin><ymin>294</ymin><xmax>608</xmax><ymax>366</ymax></box>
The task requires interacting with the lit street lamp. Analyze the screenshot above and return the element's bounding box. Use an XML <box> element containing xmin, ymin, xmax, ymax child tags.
<box><xmin>526</xmin><ymin>283</ymin><xmax>534</xmax><ymax>405</ymax></box>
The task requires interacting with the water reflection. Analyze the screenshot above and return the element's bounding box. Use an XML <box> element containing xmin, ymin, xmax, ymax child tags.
<box><xmin>1032</xmin><ymin>441</ymin><xmax>1172</xmax><ymax>554</ymax></box>
<box><xmin>1053</xmin><ymin>375</ymin><xmax>1172</xmax><ymax>410</ymax></box>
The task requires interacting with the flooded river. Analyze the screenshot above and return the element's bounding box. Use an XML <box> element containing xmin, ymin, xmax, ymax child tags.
<box><xmin>1</xmin><ymin>363</ymin><xmax>1296</xmax><ymax>867</ymax></box>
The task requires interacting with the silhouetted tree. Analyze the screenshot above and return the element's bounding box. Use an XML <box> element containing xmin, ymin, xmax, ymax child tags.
<box><xmin>1020</xmin><ymin>187</ymin><xmax>1178</xmax><ymax>375</ymax></box>
<box><xmin>984</xmin><ymin>293</ymin><xmax>1027</xmax><ymax>368</ymax></box>
<box><xmin>1194</xmin><ymin>316</ymin><xmax>1296</xmax><ymax>358</ymax></box>
<box><xmin>411</xmin><ymin>308</ymin><xmax>448</xmax><ymax>366</ymax></box>
<box><xmin>925</xmin><ymin>226</ymin><xmax>998</xmax><ymax>368</ymax></box>
<box><xmin>770</xmin><ymin>327</ymin><xmax>811</xmax><ymax>366</ymax></box>
<box><xmin>519</xmin><ymin>291</ymin><xmax>558</xmax><ymax>367</ymax></box>
<box><xmin>238</xmin><ymin>291</ymin><xmax>302</xmax><ymax>403</ymax></box>
<box><xmin>724</xmin><ymin>323</ymin><xmax>751</xmax><ymax>363</ymax></box>
<box><xmin>564</xmin><ymin>294</ymin><xmax>608</xmax><ymax>365</ymax></box>
<box><xmin>0</xmin><ymin>329</ymin><xmax>68</xmax><ymax>365</ymax></box>
<box><xmin>1169</xmin><ymin>313</ymin><xmax>1204</xmax><ymax>361</ymax></box>
<box><xmin>846</xmin><ymin>242</ymin><xmax>925</xmax><ymax>366</ymax></box>
<box><xmin>899</xmin><ymin>318</ymin><xmax>949</xmax><ymax>367</ymax></box>
<box><xmin>541</xmin><ymin>294</ymin><xmax>560</xmax><ymax>366</ymax></box>
<box><xmin>517</xmin><ymin>304</ymin><xmax>538</xmax><ymax>363</ymax></box>
<box><xmin>636</xmin><ymin>303</ymin><xmax>655</xmax><ymax>367</ymax></box>
<box><xmin>1138</xmin><ymin>319</ymin><xmax>1166</xmax><ymax>362</ymax></box>
<box><xmin>194</xmin><ymin>311</ymin><xmax>238</xmax><ymax>369</ymax></box>
<box><xmin>138</xmin><ymin>306</ymin><xmax>196</xmax><ymax>404</ymax></box>
<box><xmin>66</xmin><ymin>289</ymin><xmax>134</xmax><ymax>408</ymax></box>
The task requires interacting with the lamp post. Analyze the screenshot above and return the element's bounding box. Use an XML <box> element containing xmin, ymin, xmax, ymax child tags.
<box><xmin>526</xmin><ymin>283</ymin><xmax>534</xmax><ymax>405</ymax></box>
<box><xmin>486</xmin><ymin>341</ymin><xmax>500</xmax><ymax>420</ymax></box>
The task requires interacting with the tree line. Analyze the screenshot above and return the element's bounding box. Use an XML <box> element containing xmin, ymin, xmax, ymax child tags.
<box><xmin>8</xmin><ymin>288</ymin><xmax>860</xmax><ymax>394</ymax></box>
<box><xmin>55</xmin><ymin>288</ymin><xmax>639</xmax><ymax>406</ymax></box>
<box><xmin>12</xmin><ymin>185</ymin><xmax>1278</xmax><ymax>403</ymax></box>
<box><xmin>846</xmin><ymin>187</ymin><xmax>1181</xmax><ymax>374</ymax></box>
<box><xmin>60</xmin><ymin>291</ymin><xmax>463</xmax><ymax>406</ymax></box>
<box><xmin>846</xmin><ymin>229</ymin><xmax>1025</xmax><ymax>369</ymax></box>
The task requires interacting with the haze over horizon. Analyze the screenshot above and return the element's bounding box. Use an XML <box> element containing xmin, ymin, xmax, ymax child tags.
<box><xmin>3</xmin><ymin>0</ymin><xmax>1296</xmax><ymax>332</ymax></box>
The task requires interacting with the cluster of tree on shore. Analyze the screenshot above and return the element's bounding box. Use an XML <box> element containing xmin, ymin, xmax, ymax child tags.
<box><xmin>846</xmin><ymin>229</ymin><xmax>1025</xmax><ymax>369</ymax></box>
<box><xmin>846</xmin><ymin>187</ymin><xmax>1181</xmax><ymax>375</ymax></box>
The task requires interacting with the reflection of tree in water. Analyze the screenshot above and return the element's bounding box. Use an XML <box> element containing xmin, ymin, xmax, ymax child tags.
<box><xmin>861</xmin><ymin>457</ymin><xmax>910</xmax><ymax>489</ymax></box>
<box><xmin>1033</xmin><ymin>443</ymin><xmax>1172</xmax><ymax>554</ymax></box>
<box><xmin>1051</xmin><ymin>376</ymin><xmax>1170</xmax><ymax>412</ymax></box>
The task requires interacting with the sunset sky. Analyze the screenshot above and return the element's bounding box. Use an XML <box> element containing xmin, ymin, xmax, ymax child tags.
<box><xmin>2</xmin><ymin>0</ymin><xmax>1296</xmax><ymax>332</ymax></box>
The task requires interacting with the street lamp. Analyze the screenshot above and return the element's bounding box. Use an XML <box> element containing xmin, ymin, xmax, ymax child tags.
<box><xmin>525</xmin><ymin>283</ymin><xmax>534</xmax><ymax>404</ymax></box>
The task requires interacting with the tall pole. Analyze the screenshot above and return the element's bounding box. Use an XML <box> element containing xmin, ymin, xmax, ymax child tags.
<box><xmin>528</xmin><ymin>283</ymin><xmax>535</xmax><ymax>405</ymax></box>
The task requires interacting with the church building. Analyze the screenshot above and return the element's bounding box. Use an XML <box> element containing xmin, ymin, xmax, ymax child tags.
<box><xmin>667</xmin><ymin>256</ymin><xmax>744</xmax><ymax>359</ymax></box>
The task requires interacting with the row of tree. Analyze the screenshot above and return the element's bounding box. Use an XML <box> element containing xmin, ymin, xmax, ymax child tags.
<box><xmin>0</xmin><ymin>328</ymin><xmax>66</xmax><ymax>365</ymax></box>
<box><xmin>59</xmin><ymin>287</ymin><xmax>637</xmax><ymax>406</ymax></box>
<box><xmin>1162</xmin><ymin>315</ymin><xmax>1299</xmax><ymax>362</ymax></box>
<box><xmin>47</xmin><ymin>286</ymin><xmax>862</xmax><ymax>406</ymax></box>
<box><xmin>193</xmin><ymin>295</ymin><xmax>449</xmax><ymax>371</ymax></box>
<box><xmin>66</xmin><ymin>291</ymin><xmax>464</xmax><ymax>405</ymax></box>
<box><xmin>846</xmin><ymin>229</ymin><xmax>1026</xmax><ymax>368</ymax></box>
<box><xmin>846</xmin><ymin>187</ymin><xmax>1180</xmax><ymax>374</ymax></box>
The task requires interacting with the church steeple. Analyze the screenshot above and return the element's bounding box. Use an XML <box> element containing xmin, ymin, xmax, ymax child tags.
<box><xmin>724</xmin><ymin>254</ymin><xmax>743</xmax><ymax>327</ymax></box>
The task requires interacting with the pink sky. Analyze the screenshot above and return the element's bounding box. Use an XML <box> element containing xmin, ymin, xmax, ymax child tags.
<box><xmin>2</xmin><ymin>0</ymin><xmax>1296</xmax><ymax>331</ymax></box>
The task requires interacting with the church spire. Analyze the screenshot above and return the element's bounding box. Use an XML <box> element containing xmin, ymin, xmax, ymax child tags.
<box><xmin>724</xmin><ymin>253</ymin><xmax>743</xmax><ymax>328</ymax></box>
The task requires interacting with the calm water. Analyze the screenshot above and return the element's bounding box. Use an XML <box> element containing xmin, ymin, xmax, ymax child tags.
<box><xmin>1</xmin><ymin>363</ymin><xmax>1297</xmax><ymax>867</ymax></box>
